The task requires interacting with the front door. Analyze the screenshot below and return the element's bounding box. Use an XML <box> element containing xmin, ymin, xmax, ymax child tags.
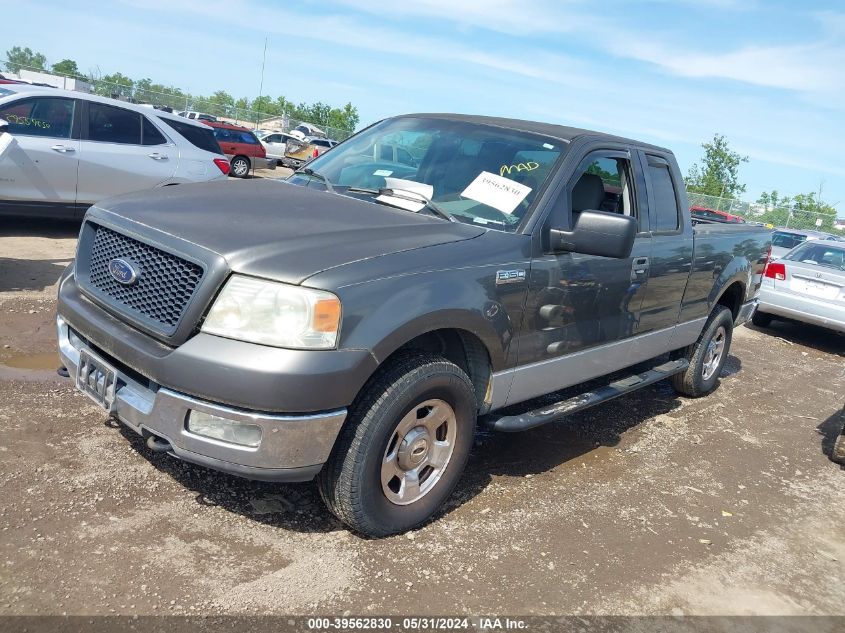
<box><xmin>0</xmin><ymin>95</ymin><xmax>80</xmax><ymax>214</ymax></box>
<box><xmin>507</xmin><ymin>149</ymin><xmax>652</xmax><ymax>405</ymax></box>
<box><xmin>76</xmin><ymin>101</ymin><xmax>176</xmax><ymax>205</ymax></box>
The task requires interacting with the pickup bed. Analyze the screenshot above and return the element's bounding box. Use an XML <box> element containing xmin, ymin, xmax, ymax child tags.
<box><xmin>57</xmin><ymin>113</ymin><xmax>771</xmax><ymax>536</ymax></box>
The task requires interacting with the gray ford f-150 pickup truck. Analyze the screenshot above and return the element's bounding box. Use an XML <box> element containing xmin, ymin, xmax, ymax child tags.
<box><xmin>57</xmin><ymin>114</ymin><xmax>771</xmax><ymax>536</ymax></box>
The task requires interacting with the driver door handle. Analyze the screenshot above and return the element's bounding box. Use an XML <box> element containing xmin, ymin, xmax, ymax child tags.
<box><xmin>631</xmin><ymin>257</ymin><xmax>650</xmax><ymax>281</ymax></box>
<box><xmin>51</xmin><ymin>145</ymin><xmax>75</xmax><ymax>153</ymax></box>
<box><xmin>148</xmin><ymin>152</ymin><xmax>168</xmax><ymax>160</ymax></box>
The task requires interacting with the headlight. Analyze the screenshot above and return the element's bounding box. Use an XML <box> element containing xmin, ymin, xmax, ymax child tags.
<box><xmin>202</xmin><ymin>275</ymin><xmax>341</xmax><ymax>349</ymax></box>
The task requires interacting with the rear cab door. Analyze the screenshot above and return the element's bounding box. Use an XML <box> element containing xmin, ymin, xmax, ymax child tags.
<box><xmin>76</xmin><ymin>100</ymin><xmax>177</xmax><ymax>204</ymax></box>
<box><xmin>0</xmin><ymin>94</ymin><xmax>81</xmax><ymax>214</ymax></box>
<box><xmin>634</xmin><ymin>151</ymin><xmax>694</xmax><ymax>334</ymax></box>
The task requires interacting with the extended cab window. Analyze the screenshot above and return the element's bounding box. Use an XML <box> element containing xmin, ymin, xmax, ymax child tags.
<box><xmin>0</xmin><ymin>97</ymin><xmax>75</xmax><ymax>138</ymax></box>
<box><xmin>647</xmin><ymin>157</ymin><xmax>680</xmax><ymax>232</ymax></box>
<box><xmin>88</xmin><ymin>102</ymin><xmax>141</xmax><ymax>144</ymax></box>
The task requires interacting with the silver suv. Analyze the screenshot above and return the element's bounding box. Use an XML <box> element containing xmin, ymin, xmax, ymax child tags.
<box><xmin>0</xmin><ymin>86</ymin><xmax>229</xmax><ymax>219</ymax></box>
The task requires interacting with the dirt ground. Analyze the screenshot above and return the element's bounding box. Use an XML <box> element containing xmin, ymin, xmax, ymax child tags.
<box><xmin>1</xmin><ymin>216</ymin><xmax>844</xmax><ymax>619</ymax></box>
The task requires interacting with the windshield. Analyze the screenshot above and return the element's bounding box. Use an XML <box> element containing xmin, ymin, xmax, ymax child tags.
<box><xmin>289</xmin><ymin>116</ymin><xmax>564</xmax><ymax>231</ymax></box>
<box><xmin>772</xmin><ymin>231</ymin><xmax>806</xmax><ymax>249</ymax></box>
<box><xmin>784</xmin><ymin>241</ymin><xmax>845</xmax><ymax>272</ymax></box>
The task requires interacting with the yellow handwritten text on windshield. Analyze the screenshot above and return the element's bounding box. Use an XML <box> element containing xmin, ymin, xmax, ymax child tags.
<box><xmin>500</xmin><ymin>161</ymin><xmax>539</xmax><ymax>177</ymax></box>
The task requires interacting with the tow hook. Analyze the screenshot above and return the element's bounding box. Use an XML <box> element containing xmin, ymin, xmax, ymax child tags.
<box><xmin>146</xmin><ymin>435</ymin><xmax>172</xmax><ymax>453</ymax></box>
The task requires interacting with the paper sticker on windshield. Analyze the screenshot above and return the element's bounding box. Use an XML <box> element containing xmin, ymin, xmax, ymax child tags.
<box><xmin>376</xmin><ymin>177</ymin><xmax>435</xmax><ymax>212</ymax></box>
<box><xmin>373</xmin><ymin>169</ymin><xmax>393</xmax><ymax>177</ymax></box>
<box><xmin>461</xmin><ymin>171</ymin><xmax>531</xmax><ymax>214</ymax></box>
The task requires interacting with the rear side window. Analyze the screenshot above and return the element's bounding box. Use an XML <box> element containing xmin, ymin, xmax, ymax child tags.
<box><xmin>0</xmin><ymin>97</ymin><xmax>75</xmax><ymax>138</ymax></box>
<box><xmin>236</xmin><ymin>131</ymin><xmax>260</xmax><ymax>145</ymax></box>
<box><xmin>88</xmin><ymin>102</ymin><xmax>141</xmax><ymax>144</ymax></box>
<box><xmin>141</xmin><ymin>117</ymin><xmax>167</xmax><ymax>145</ymax></box>
<box><xmin>647</xmin><ymin>157</ymin><xmax>680</xmax><ymax>232</ymax></box>
<box><xmin>160</xmin><ymin>118</ymin><xmax>222</xmax><ymax>154</ymax></box>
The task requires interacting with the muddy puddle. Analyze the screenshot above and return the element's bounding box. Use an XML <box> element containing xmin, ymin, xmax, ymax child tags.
<box><xmin>2</xmin><ymin>352</ymin><xmax>60</xmax><ymax>371</ymax></box>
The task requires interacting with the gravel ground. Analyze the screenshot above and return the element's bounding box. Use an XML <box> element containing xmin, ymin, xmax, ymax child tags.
<box><xmin>1</xmin><ymin>217</ymin><xmax>844</xmax><ymax>618</ymax></box>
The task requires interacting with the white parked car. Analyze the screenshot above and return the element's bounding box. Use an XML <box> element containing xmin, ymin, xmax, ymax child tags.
<box><xmin>255</xmin><ymin>130</ymin><xmax>296</xmax><ymax>163</ymax></box>
<box><xmin>0</xmin><ymin>86</ymin><xmax>230</xmax><ymax>218</ymax></box>
<box><xmin>176</xmin><ymin>110</ymin><xmax>217</xmax><ymax>123</ymax></box>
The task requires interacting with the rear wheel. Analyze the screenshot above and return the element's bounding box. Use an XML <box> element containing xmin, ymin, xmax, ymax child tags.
<box><xmin>230</xmin><ymin>155</ymin><xmax>250</xmax><ymax>178</ymax></box>
<box><xmin>672</xmin><ymin>306</ymin><xmax>733</xmax><ymax>397</ymax></box>
<box><xmin>751</xmin><ymin>310</ymin><xmax>773</xmax><ymax>328</ymax></box>
<box><xmin>318</xmin><ymin>352</ymin><xmax>477</xmax><ymax>537</ymax></box>
<box><xmin>832</xmin><ymin>419</ymin><xmax>845</xmax><ymax>465</ymax></box>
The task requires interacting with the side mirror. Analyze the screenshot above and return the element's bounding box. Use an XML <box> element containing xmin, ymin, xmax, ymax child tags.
<box><xmin>549</xmin><ymin>210</ymin><xmax>637</xmax><ymax>258</ymax></box>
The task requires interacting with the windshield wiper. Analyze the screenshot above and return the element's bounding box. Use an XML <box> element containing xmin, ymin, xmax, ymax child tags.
<box><xmin>297</xmin><ymin>167</ymin><xmax>335</xmax><ymax>193</ymax></box>
<box><xmin>346</xmin><ymin>186</ymin><xmax>455</xmax><ymax>223</ymax></box>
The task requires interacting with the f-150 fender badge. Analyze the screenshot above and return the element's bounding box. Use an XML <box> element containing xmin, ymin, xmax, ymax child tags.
<box><xmin>496</xmin><ymin>269</ymin><xmax>526</xmax><ymax>285</ymax></box>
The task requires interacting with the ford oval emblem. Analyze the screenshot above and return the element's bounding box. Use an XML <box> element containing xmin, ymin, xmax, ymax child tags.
<box><xmin>108</xmin><ymin>258</ymin><xmax>139</xmax><ymax>286</ymax></box>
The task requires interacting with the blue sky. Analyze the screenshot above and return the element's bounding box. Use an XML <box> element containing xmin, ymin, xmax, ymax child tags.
<box><xmin>5</xmin><ymin>0</ymin><xmax>845</xmax><ymax>214</ymax></box>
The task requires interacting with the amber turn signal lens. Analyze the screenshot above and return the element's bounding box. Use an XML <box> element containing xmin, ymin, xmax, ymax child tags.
<box><xmin>313</xmin><ymin>298</ymin><xmax>341</xmax><ymax>333</ymax></box>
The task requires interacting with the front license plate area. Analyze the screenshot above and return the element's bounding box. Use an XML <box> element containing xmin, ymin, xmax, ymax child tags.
<box><xmin>76</xmin><ymin>349</ymin><xmax>118</xmax><ymax>412</ymax></box>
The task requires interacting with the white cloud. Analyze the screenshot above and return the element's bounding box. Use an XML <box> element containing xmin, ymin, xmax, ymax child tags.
<box><xmin>604</xmin><ymin>38</ymin><xmax>844</xmax><ymax>94</ymax></box>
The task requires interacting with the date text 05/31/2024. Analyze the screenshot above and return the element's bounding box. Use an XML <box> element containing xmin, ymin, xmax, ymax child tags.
<box><xmin>306</xmin><ymin>617</ymin><xmax>528</xmax><ymax>630</ymax></box>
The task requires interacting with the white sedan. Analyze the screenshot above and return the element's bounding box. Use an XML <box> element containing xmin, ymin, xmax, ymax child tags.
<box><xmin>0</xmin><ymin>85</ymin><xmax>229</xmax><ymax>219</ymax></box>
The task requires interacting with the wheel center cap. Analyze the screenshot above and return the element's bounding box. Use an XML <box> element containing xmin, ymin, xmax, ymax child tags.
<box><xmin>398</xmin><ymin>427</ymin><xmax>430</xmax><ymax>470</ymax></box>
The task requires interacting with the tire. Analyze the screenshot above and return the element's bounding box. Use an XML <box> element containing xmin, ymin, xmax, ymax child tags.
<box><xmin>751</xmin><ymin>310</ymin><xmax>773</xmax><ymax>328</ymax></box>
<box><xmin>318</xmin><ymin>351</ymin><xmax>477</xmax><ymax>537</ymax></box>
<box><xmin>672</xmin><ymin>306</ymin><xmax>734</xmax><ymax>398</ymax></box>
<box><xmin>230</xmin><ymin>155</ymin><xmax>250</xmax><ymax>178</ymax></box>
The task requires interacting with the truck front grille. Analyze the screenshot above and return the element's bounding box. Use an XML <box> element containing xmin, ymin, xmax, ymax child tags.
<box><xmin>85</xmin><ymin>224</ymin><xmax>204</xmax><ymax>332</ymax></box>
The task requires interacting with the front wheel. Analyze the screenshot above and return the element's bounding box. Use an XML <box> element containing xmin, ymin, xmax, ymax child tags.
<box><xmin>318</xmin><ymin>352</ymin><xmax>477</xmax><ymax>537</ymax></box>
<box><xmin>230</xmin><ymin>155</ymin><xmax>250</xmax><ymax>178</ymax></box>
<box><xmin>672</xmin><ymin>306</ymin><xmax>734</xmax><ymax>397</ymax></box>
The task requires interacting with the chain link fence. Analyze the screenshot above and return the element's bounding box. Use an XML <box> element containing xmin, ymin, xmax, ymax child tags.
<box><xmin>3</xmin><ymin>63</ymin><xmax>355</xmax><ymax>141</ymax></box>
<box><xmin>688</xmin><ymin>192</ymin><xmax>843</xmax><ymax>234</ymax></box>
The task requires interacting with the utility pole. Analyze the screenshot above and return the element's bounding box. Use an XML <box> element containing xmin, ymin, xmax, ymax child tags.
<box><xmin>256</xmin><ymin>36</ymin><xmax>268</xmax><ymax>130</ymax></box>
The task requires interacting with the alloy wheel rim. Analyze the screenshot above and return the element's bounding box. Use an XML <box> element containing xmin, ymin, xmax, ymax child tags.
<box><xmin>381</xmin><ymin>399</ymin><xmax>457</xmax><ymax>506</ymax></box>
<box><xmin>701</xmin><ymin>325</ymin><xmax>726</xmax><ymax>380</ymax></box>
<box><xmin>233</xmin><ymin>159</ymin><xmax>248</xmax><ymax>176</ymax></box>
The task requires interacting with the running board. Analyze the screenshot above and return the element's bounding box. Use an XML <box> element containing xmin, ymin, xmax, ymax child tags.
<box><xmin>484</xmin><ymin>359</ymin><xmax>689</xmax><ymax>433</ymax></box>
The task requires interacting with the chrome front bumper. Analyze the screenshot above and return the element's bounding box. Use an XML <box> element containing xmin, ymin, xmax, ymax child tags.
<box><xmin>57</xmin><ymin>316</ymin><xmax>346</xmax><ymax>481</ymax></box>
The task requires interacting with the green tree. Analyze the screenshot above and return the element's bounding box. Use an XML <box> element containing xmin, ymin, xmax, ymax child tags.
<box><xmin>5</xmin><ymin>46</ymin><xmax>47</xmax><ymax>73</ymax></box>
<box><xmin>94</xmin><ymin>72</ymin><xmax>134</xmax><ymax>99</ymax></box>
<box><xmin>685</xmin><ymin>133</ymin><xmax>749</xmax><ymax>199</ymax></box>
<box><xmin>251</xmin><ymin>95</ymin><xmax>282</xmax><ymax>117</ymax></box>
<box><xmin>328</xmin><ymin>102</ymin><xmax>359</xmax><ymax>131</ymax></box>
<box><xmin>51</xmin><ymin>59</ymin><xmax>81</xmax><ymax>78</ymax></box>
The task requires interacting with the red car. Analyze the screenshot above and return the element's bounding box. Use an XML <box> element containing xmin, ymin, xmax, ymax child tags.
<box><xmin>204</xmin><ymin>121</ymin><xmax>275</xmax><ymax>178</ymax></box>
<box><xmin>690</xmin><ymin>206</ymin><xmax>746</xmax><ymax>224</ymax></box>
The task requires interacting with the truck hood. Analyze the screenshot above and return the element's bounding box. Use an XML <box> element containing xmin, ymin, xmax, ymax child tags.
<box><xmin>95</xmin><ymin>179</ymin><xmax>485</xmax><ymax>284</ymax></box>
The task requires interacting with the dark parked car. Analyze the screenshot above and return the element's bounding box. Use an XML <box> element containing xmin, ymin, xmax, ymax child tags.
<box><xmin>57</xmin><ymin>114</ymin><xmax>771</xmax><ymax>536</ymax></box>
